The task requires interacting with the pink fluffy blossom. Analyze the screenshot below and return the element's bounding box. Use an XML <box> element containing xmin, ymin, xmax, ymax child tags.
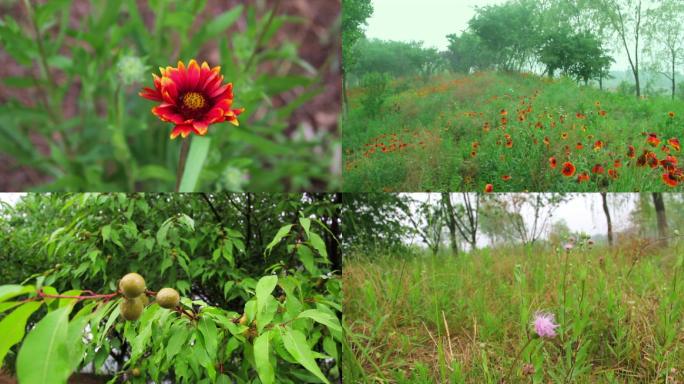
<box><xmin>532</xmin><ymin>312</ymin><xmax>559</xmax><ymax>338</ymax></box>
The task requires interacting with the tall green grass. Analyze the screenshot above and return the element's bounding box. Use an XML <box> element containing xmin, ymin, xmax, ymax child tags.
<box><xmin>343</xmin><ymin>241</ymin><xmax>684</xmax><ymax>383</ymax></box>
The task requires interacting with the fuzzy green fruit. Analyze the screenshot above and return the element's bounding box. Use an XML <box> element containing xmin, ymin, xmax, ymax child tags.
<box><xmin>120</xmin><ymin>297</ymin><xmax>144</xmax><ymax>321</ymax></box>
<box><xmin>131</xmin><ymin>368</ymin><xmax>141</xmax><ymax>377</ymax></box>
<box><xmin>156</xmin><ymin>288</ymin><xmax>180</xmax><ymax>309</ymax></box>
<box><xmin>119</xmin><ymin>272</ymin><xmax>146</xmax><ymax>298</ymax></box>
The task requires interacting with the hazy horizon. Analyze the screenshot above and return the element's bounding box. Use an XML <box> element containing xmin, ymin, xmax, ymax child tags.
<box><xmin>364</xmin><ymin>0</ymin><xmax>639</xmax><ymax>73</ymax></box>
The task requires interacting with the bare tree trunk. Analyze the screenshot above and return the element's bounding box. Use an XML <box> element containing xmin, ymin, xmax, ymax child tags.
<box><xmin>441</xmin><ymin>193</ymin><xmax>459</xmax><ymax>255</ymax></box>
<box><xmin>601</xmin><ymin>192</ymin><xmax>613</xmax><ymax>246</ymax></box>
<box><xmin>652</xmin><ymin>193</ymin><xmax>668</xmax><ymax>245</ymax></box>
<box><xmin>672</xmin><ymin>54</ymin><xmax>676</xmax><ymax>100</ymax></box>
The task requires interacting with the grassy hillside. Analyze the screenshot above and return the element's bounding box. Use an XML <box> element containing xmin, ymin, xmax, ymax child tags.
<box><xmin>343</xmin><ymin>72</ymin><xmax>684</xmax><ymax>192</ymax></box>
<box><xmin>343</xmin><ymin>242</ymin><xmax>684</xmax><ymax>383</ymax></box>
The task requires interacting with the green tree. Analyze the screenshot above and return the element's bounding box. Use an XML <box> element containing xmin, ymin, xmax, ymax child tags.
<box><xmin>643</xmin><ymin>0</ymin><xmax>684</xmax><ymax>100</ymax></box>
<box><xmin>0</xmin><ymin>193</ymin><xmax>341</xmax><ymax>383</ymax></box>
<box><xmin>342</xmin><ymin>0</ymin><xmax>374</xmax><ymax>111</ymax></box>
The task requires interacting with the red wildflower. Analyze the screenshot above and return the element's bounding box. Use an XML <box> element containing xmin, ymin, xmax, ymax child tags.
<box><xmin>577</xmin><ymin>172</ymin><xmax>590</xmax><ymax>183</ymax></box>
<box><xmin>561</xmin><ymin>162</ymin><xmax>576</xmax><ymax>177</ymax></box>
<box><xmin>505</xmin><ymin>140</ymin><xmax>513</xmax><ymax>148</ymax></box>
<box><xmin>576</xmin><ymin>143</ymin><xmax>584</xmax><ymax>150</ymax></box>
<box><xmin>484</xmin><ymin>184</ymin><xmax>494</xmax><ymax>193</ymax></box>
<box><xmin>647</xmin><ymin>133</ymin><xmax>660</xmax><ymax>147</ymax></box>
<box><xmin>668</xmin><ymin>111</ymin><xmax>675</xmax><ymax>118</ymax></box>
<box><xmin>593</xmin><ymin>140</ymin><xmax>603</xmax><ymax>151</ymax></box>
<box><xmin>662</xmin><ymin>172</ymin><xmax>678</xmax><ymax>187</ymax></box>
<box><xmin>140</xmin><ymin>60</ymin><xmax>244</xmax><ymax>139</ymax></box>
<box><xmin>500</xmin><ymin>109</ymin><xmax>508</xmax><ymax>116</ymax></box>
<box><xmin>549</xmin><ymin>156</ymin><xmax>557</xmax><ymax>169</ymax></box>
<box><xmin>502</xmin><ymin>175</ymin><xmax>511</xmax><ymax>181</ymax></box>
<box><xmin>614</xmin><ymin>159</ymin><xmax>622</xmax><ymax>168</ymax></box>
<box><xmin>668</xmin><ymin>138</ymin><xmax>681</xmax><ymax>151</ymax></box>
<box><xmin>599</xmin><ymin>110</ymin><xmax>607</xmax><ymax>116</ymax></box>
<box><xmin>627</xmin><ymin>145</ymin><xmax>636</xmax><ymax>158</ymax></box>
<box><xmin>660</xmin><ymin>155</ymin><xmax>678</xmax><ymax>171</ymax></box>
<box><xmin>608</xmin><ymin>169</ymin><xmax>618</xmax><ymax>179</ymax></box>
<box><xmin>591</xmin><ymin>164</ymin><xmax>604</xmax><ymax>174</ymax></box>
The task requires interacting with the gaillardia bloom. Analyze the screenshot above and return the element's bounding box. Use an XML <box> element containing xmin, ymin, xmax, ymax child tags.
<box><xmin>139</xmin><ymin>59</ymin><xmax>244</xmax><ymax>139</ymax></box>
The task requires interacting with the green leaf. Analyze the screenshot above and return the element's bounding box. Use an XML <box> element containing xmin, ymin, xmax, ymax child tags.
<box><xmin>299</xmin><ymin>217</ymin><xmax>311</xmax><ymax>238</ymax></box>
<box><xmin>0</xmin><ymin>302</ymin><xmax>42</xmax><ymax>366</ymax></box>
<box><xmin>137</xmin><ymin>164</ymin><xmax>176</xmax><ymax>182</ymax></box>
<box><xmin>281</xmin><ymin>327</ymin><xmax>330</xmax><ymax>384</ymax></box>
<box><xmin>256</xmin><ymin>275</ymin><xmax>278</xmax><ymax>315</ymax></box>
<box><xmin>17</xmin><ymin>306</ymin><xmax>73</xmax><ymax>384</ymax></box>
<box><xmin>297</xmin><ymin>309</ymin><xmax>342</xmax><ymax>334</ymax></box>
<box><xmin>198</xmin><ymin>317</ymin><xmax>218</xmax><ymax>358</ymax></box>
<box><xmin>179</xmin><ymin>136</ymin><xmax>211</xmax><ymax>192</ymax></box>
<box><xmin>101</xmin><ymin>225</ymin><xmax>111</xmax><ymax>242</ymax></box>
<box><xmin>265</xmin><ymin>224</ymin><xmax>293</xmax><ymax>254</ymax></box>
<box><xmin>308</xmin><ymin>232</ymin><xmax>328</xmax><ymax>258</ymax></box>
<box><xmin>205</xmin><ymin>6</ymin><xmax>243</xmax><ymax>37</ymax></box>
<box><xmin>254</xmin><ymin>331</ymin><xmax>275</xmax><ymax>384</ymax></box>
<box><xmin>0</xmin><ymin>285</ymin><xmax>35</xmax><ymax>303</ymax></box>
<box><xmin>297</xmin><ymin>245</ymin><xmax>318</xmax><ymax>275</ymax></box>
<box><xmin>166</xmin><ymin>325</ymin><xmax>189</xmax><ymax>362</ymax></box>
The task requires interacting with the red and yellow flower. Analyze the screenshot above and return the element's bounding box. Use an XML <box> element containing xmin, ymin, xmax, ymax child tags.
<box><xmin>561</xmin><ymin>162</ymin><xmax>576</xmax><ymax>177</ymax></box>
<box><xmin>662</xmin><ymin>172</ymin><xmax>678</xmax><ymax>187</ymax></box>
<box><xmin>647</xmin><ymin>133</ymin><xmax>660</xmax><ymax>147</ymax></box>
<box><xmin>668</xmin><ymin>138</ymin><xmax>680</xmax><ymax>151</ymax></box>
<box><xmin>591</xmin><ymin>164</ymin><xmax>604</xmax><ymax>174</ymax></box>
<box><xmin>484</xmin><ymin>183</ymin><xmax>494</xmax><ymax>193</ymax></box>
<box><xmin>549</xmin><ymin>156</ymin><xmax>557</xmax><ymax>169</ymax></box>
<box><xmin>140</xmin><ymin>59</ymin><xmax>244</xmax><ymax>139</ymax></box>
<box><xmin>577</xmin><ymin>172</ymin><xmax>590</xmax><ymax>183</ymax></box>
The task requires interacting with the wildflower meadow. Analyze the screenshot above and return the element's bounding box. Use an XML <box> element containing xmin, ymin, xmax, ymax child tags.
<box><xmin>342</xmin><ymin>193</ymin><xmax>684</xmax><ymax>383</ymax></box>
<box><xmin>343</xmin><ymin>72</ymin><xmax>684</xmax><ymax>192</ymax></box>
<box><xmin>342</xmin><ymin>0</ymin><xmax>684</xmax><ymax>192</ymax></box>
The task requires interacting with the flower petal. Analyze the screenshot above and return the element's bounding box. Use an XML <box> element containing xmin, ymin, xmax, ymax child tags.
<box><xmin>170</xmin><ymin>124</ymin><xmax>194</xmax><ymax>140</ymax></box>
<box><xmin>187</xmin><ymin>59</ymin><xmax>201</xmax><ymax>89</ymax></box>
<box><xmin>192</xmin><ymin>120</ymin><xmax>209</xmax><ymax>135</ymax></box>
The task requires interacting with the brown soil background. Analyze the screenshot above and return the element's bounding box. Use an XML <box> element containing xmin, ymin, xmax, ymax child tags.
<box><xmin>0</xmin><ymin>0</ymin><xmax>341</xmax><ymax>191</ymax></box>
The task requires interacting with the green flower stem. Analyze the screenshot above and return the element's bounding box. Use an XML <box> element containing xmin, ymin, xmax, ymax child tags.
<box><xmin>504</xmin><ymin>336</ymin><xmax>533</xmax><ymax>382</ymax></box>
<box><xmin>175</xmin><ymin>137</ymin><xmax>192</xmax><ymax>192</ymax></box>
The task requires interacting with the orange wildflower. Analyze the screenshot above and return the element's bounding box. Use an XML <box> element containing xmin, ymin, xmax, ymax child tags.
<box><xmin>561</xmin><ymin>162</ymin><xmax>576</xmax><ymax>177</ymax></box>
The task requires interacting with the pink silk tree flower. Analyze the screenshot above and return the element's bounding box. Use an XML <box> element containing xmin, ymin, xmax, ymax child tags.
<box><xmin>532</xmin><ymin>312</ymin><xmax>559</xmax><ymax>338</ymax></box>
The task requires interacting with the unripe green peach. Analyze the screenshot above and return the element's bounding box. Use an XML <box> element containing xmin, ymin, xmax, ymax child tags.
<box><xmin>120</xmin><ymin>296</ymin><xmax>144</xmax><ymax>321</ymax></box>
<box><xmin>156</xmin><ymin>288</ymin><xmax>180</xmax><ymax>309</ymax></box>
<box><xmin>119</xmin><ymin>272</ymin><xmax>146</xmax><ymax>298</ymax></box>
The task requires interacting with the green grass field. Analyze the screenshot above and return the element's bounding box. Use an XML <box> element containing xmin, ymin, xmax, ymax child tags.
<box><xmin>343</xmin><ymin>241</ymin><xmax>684</xmax><ymax>383</ymax></box>
<box><xmin>343</xmin><ymin>72</ymin><xmax>684</xmax><ymax>192</ymax></box>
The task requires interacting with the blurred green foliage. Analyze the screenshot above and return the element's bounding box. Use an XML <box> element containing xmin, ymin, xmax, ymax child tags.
<box><xmin>0</xmin><ymin>0</ymin><xmax>338</xmax><ymax>191</ymax></box>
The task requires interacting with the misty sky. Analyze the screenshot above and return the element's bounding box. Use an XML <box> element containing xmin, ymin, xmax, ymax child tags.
<box><xmin>365</xmin><ymin>0</ymin><xmax>633</xmax><ymax>72</ymax></box>
<box><xmin>406</xmin><ymin>193</ymin><xmax>637</xmax><ymax>248</ymax></box>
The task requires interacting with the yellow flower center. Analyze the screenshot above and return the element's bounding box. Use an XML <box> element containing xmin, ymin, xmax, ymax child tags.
<box><xmin>182</xmin><ymin>92</ymin><xmax>206</xmax><ymax>110</ymax></box>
